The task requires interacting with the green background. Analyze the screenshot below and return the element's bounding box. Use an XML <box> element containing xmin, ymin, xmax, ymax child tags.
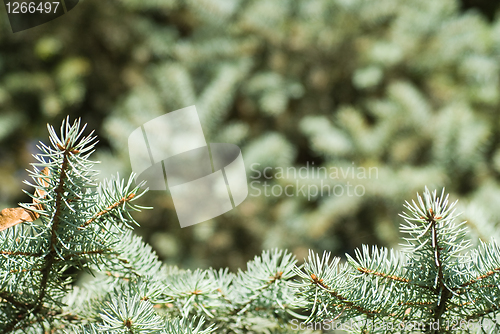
<box><xmin>1</xmin><ymin>0</ymin><xmax>500</xmax><ymax>271</ymax></box>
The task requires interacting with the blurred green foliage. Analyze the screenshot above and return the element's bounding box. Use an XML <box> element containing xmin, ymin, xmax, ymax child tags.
<box><xmin>1</xmin><ymin>0</ymin><xmax>500</xmax><ymax>271</ymax></box>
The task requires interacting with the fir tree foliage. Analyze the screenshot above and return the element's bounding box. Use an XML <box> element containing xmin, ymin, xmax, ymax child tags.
<box><xmin>0</xmin><ymin>118</ymin><xmax>149</xmax><ymax>332</ymax></box>
<box><xmin>0</xmin><ymin>119</ymin><xmax>301</xmax><ymax>333</ymax></box>
<box><xmin>295</xmin><ymin>188</ymin><xmax>500</xmax><ymax>333</ymax></box>
<box><xmin>2</xmin><ymin>119</ymin><xmax>500</xmax><ymax>333</ymax></box>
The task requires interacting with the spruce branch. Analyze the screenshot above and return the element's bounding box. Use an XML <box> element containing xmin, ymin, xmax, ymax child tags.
<box><xmin>296</xmin><ymin>188</ymin><xmax>500</xmax><ymax>333</ymax></box>
<box><xmin>0</xmin><ymin>118</ymin><xmax>148</xmax><ymax>333</ymax></box>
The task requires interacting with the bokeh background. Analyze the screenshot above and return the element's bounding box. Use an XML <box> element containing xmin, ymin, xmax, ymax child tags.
<box><xmin>1</xmin><ymin>0</ymin><xmax>500</xmax><ymax>272</ymax></box>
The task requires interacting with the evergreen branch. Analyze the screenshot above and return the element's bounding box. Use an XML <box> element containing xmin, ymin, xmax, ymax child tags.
<box><xmin>1</xmin><ymin>139</ymin><xmax>72</xmax><ymax>333</ymax></box>
<box><xmin>457</xmin><ymin>268</ymin><xmax>500</xmax><ymax>288</ymax></box>
<box><xmin>309</xmin><ymin>273</ymin><xmax>390</xmax><ymax>317</ymax></box>
<box><xmin>104</xmin><ymin>270</ymin><xmax>129</xmax><ymax>279</ymax></box>
<box><xmin>398</xmin><ymin>301</ymin><xmax>434</xmax><ymax>307</ymax></box>
<box><xmin>35</xmin><ymin>139</ymin><xmax>72</xmax><ymax>311</ymax></box>
<box><xmin>428</xmin><ymin>210</ymin><xmax>453</xmax><ymax>327</ymax></box>
<box><xmin>356</xmin><ymin>267</ymin><xmax>409</xmax><ymax>283</ymax></box>
<box><xmin>1</xmin><ymin>119</ymin><xmax>98</xmax><ymax>333</ymax></box>
<box><xmin>9</xmin><ymin>267</ymin><xmax>43</xmax><ymax>273</ymax></box>
<box><xmin>56</xmin><ymin>249</ymin><xmax>112</xmax><ymax>261</ymax></box>
<box><xmin>465</xmin><ymin>304</ymin><xmax>500</xmax><ymax>320</ymax></box>
<box><xmin>215</xmin><ymin>288</ymin><xmax>233</xmax><ymax>306</ymax></box>
<box><xmin>79</xmin><ymin>193</ymin><xmax>136</xmax><ymax>230</ymax></box>
<box><xmin>231</xmin><ymin>270</ymin><xmax>285</xmax><ymax>315</ymax></box>
<box><xmin>446</xmin><ymin>299</ymin><xmax>476</xmax><ymax>311</ymax></box>
<box><xmin>1</xmin><ymin>311</ymin><xmax>27</xmax><ymax>333</ymax></box>
<box><xmin>356</xmin><ymin>266</ymin><xmax>436</xmax><ymax>295</ymax></box>
<box><xmin>98</xmin><ymin>230</ymin><xmax>161</xmax><ymax>279</ymax></box>
<box><xmin>0</xmin><ymin>292</ymin><xmax>33</xmax><ymax>310</ymax></box>
<box><xmin>7</xmin><ymin>317</ymin><xmax>41</xmax><ymax>333</ymax></box>
<box><xmin>13</xmin><ymin>309</ymin><xmax>79</xmax><ymax>333</ymax></box>
<box><xmin>229</xmin><ymin>249</ymin><xmax>297</xmax><ymax>318</ymax></box>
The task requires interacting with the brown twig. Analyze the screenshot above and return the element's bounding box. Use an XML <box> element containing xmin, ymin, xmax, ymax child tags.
<box><xmin>79</xmin><ymin>193</ymin><xmax>136</xmax><ymax>230</ymax></box>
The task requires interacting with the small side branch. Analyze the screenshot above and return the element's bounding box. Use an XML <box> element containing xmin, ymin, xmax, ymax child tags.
<box><xmin>457</xmin><ymin>268</ymin><xmax>500</xmax><ymax>289</ymax></box>
<box><xmin>80</xmin><ymin>193</ymin><xmax>136</xmax><ymax>229</ymax></box>
<box><xmin>426</xmin><ymin>209</ymin><xmax>452</xmax><ymax>330</ymax></box>
<box><xmin>465</xmin><ymin>304</ymin><xmax>500</xmax><ymax>320</ymax></box>
<box><xmin>309</xmin><ymin>274</ymin><xmax>393</xmax><ymax>317</ymax></box>
<box><xmin>55</xmin><ymin>249</ymin><xmax>111</xmax><ymax>261</ymax></box>
<box><xmin>0</xmin><ymin>292</ymin><xmax>34</xmax><ymax>310</ymax></box>
<box><xmin>0</xmin><ymin>251</ymin><xmax>42</xmax><ymax>257</ymax></box>
<box><xmin>356</xmin><ymin>267</ymin><xmax>409</xmax><ymax>283</ymax></box>
<box><xmin>231</xmin><ymin>271</ymin><xmax>286</xmax><ymax>315</ymax></box>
